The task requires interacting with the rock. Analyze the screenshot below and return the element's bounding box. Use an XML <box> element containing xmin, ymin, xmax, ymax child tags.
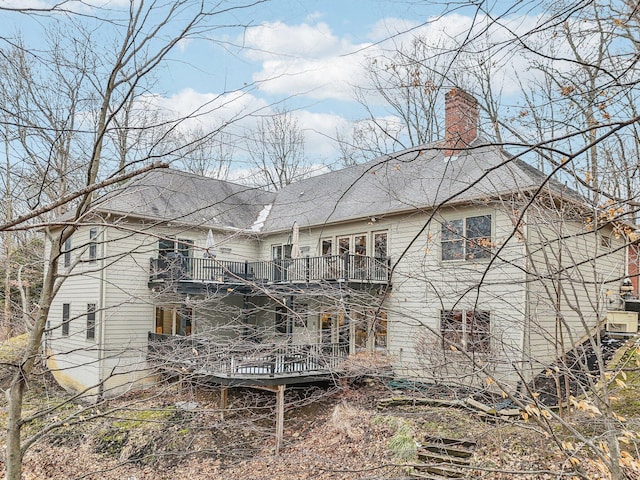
<box><xmin>175</xmin><ymin>401</ymin><xmax>199</xmax><ymax>411</ymax></box>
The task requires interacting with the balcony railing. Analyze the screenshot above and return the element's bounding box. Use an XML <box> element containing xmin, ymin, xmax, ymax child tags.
<box><xmin>149</xmin><ymin>253</ymin><xmax>391</xmax><ymax>285</ymax></box>
<box><xmin>147</xmin><ymin>332</ymin><xmax>348</xmax><ymax>379</ymax></box>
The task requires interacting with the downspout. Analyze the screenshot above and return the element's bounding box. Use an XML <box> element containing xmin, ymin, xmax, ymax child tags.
<box><xmin>519</xmin><ymin>211</ymin><xmax>529</xmax><ymax>395</ymax></box>
<box><xmin>98</xmin><ymin>225</ymin><xmax>108</xmax><ymax>399</ymax></box>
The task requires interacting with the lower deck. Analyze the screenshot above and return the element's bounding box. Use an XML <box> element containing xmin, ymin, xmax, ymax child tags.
<box><xmin>147</xmin><ymin>332</ymin><xmax>349</xmax><ymax>386</ymax></box>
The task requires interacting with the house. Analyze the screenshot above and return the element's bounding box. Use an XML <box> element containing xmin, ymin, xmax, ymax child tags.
<box><xmin>45</xmin><ymin>89</ymin><xmax>629</xmax><ymax>402</ymax></box>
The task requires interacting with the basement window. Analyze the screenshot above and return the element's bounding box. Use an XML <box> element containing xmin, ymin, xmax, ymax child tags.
<box><xmin>86</xmin><ymin>304</ymin><xmax>96</xmax><ymax>340</ymax></box>
<box><xmin>440</xmin><ymin>309</ymin><xmax>490</xmax><ymax>353</ymax></box>
<box><xmin>62</xmin><ymin>303</ymin><xmax>70</xmax><ymax>336</ymax></box>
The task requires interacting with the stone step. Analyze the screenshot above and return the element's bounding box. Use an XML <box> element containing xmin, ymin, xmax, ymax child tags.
<box><xmin>423</xmin><ymin>435</ymin><xmax>476</xmax><ymax>449</ymax></box>
<box><xmin>421</xmin><ymin>442</ymin><xmax>475</xmax><ymax>459</ymax></box>
<box><xmin>417</xmin><ymin>449</ymin><xmax>471</xmax><ymax>466</ymax></box>
<box><xmin>410</xmin><ymin>471</ymin><xmax>456</xmax><ymax>480</ymax></box>
<box><xmin>414</xmin><ymin>463</ymin><xmax>466</xmax><ymax>478</ymax></box>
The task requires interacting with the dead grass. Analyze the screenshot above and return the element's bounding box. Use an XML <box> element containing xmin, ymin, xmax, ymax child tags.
<box><xmin>4</xmin><ymin>346</ymin><xmax>640</xmax><ymax>479</ymax></box>
<box><xmin>0</xmin><ymin>333</ymin><xmax>29</xmax><ymax>364</ymax></box>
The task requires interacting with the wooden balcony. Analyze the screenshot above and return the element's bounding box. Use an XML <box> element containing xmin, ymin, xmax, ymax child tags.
<box><xmin>147</xmin><ymin>332</ymin><xmax>348</xmax><ymax>386</ymax></box>
<box><xmin>149</xmin><ymin>253</ymin><xmax>391</xmax><ymax>287</ymax></box>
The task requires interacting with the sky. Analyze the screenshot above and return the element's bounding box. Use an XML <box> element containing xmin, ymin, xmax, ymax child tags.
<box><xmin>153</xmin><ymin>0</ymin><xmax>453</xmax><ymax>163</ymax></box>
<box><xmin>145</xmin><ymin>0</ymin><xmax>541</xmax><ymax>165</ymax></box>
<box><xmin>2</xmin><ymin>0</ymin><xmax>554</xmax><ymax>173</ymax></box>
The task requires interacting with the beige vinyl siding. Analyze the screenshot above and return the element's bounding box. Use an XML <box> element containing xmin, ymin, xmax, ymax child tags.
<box><xmin>524</xmin><ymin>210</ymin><xmax>626</xmax><ymax>381</ymax></box>
<box><xmin>96</xmin><ymin>221</ymin><xmax>260</xmax><ymax>392</ymax></box>
<box><xmin>101</xmin><ymin>225</ymin><xmax>155</xmax><ymax>389</ymax></box>
<box><xmin>258</xmin><ymin>221</ymin><xmax>392</xmax><ymax>260</ymax></box>
<box><xmin>46</xmin><ymin>226</ymin><xmax>105</xmax><ymax>395</ymax></box>
<box><xmin>382</xmin><ymin>206</ymin><xmax>528</xmax><ymax>388</ymax></box>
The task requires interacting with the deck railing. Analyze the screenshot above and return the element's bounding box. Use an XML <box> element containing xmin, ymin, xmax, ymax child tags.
<box><xmin>147</xmin><ymin>332</ymin><xmax>348</xmax><ymax>378</ymax></box>
<box><xmin>149</xmin><ymin>253</ymin><xmax>391</xmax><ymax>285</ymax></box>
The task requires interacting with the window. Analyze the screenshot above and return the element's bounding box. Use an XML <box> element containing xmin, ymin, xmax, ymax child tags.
<box><xmin>272</xmin><ymin>244</ymin><xmax>292</xmax><ymax>260</ymax></box>
<box><xmin>374</xmin><ymin>232</ymin><xmax>388</xmax><ymax>258</ymax></box>
<box><xmin>158</xmin><ymin>238</ymin><xmax>176</xmax><ymax>259</ymax></box>
<box><xmin>292</xmin><ymin>303</ymin><xmax>308</xmax><ymax>328</ymax></box>
<box><xmin>321</xmin><ymin>239</ymin><xmax>332</xmax><ymax>256</ymax></box>
<box><xmin>275</xmin><ymin>301</ymin><xmax>308</xmax><ymax>334</ymax></box>
<box><xmin>338</xmin><ymin>236</ymin><xmax>350</xmax><ymax>255</ymax></box>
<box><xmin>86</xmin><ymin>304</ymin><xmax>96</xmax><ymax>340</ymax></box>
<box><xmin>62</xmin><ymin>303</ymin><xmax>70</xmax><ymax>336</ymax></box>
<box><xmin>354</xmin><ymin>234</ymin><xmax>367</xmax><ymax>255</ymax></box>
<box><xmin>182</xmin><ymin>307</ymin><xmax>193</xmax><ymax>336</ymax></box>
<box><xmin>275</xmin><ymin>304</ymin><xmax>289</xmax><ymax>334</ymax></box>
<box><xmin>63</xmin><ymin>237</ymin><xmax>72</xmax><ymax>267</ymax></box>
<box><xmin>441</xmin><ymin>214</ymin><xmax>492</xmax><ymax>261</ymax></box>
<box><xmin>355</xmin><ymin>308</ymin><xmax>387</xmax><ymax>351</ymax></box>
<box><xmin>89</xmin><ymin>228</ymin><xmax>97</xmax><ymax>263</ymax></box>
<box><xmin>158</xmin><ymin>238</ymin><xmax>193</xmax><ymax>259</ymax></box>
<box><xmin>158</xmin><ymin>238</ymin><xmax>193</xmax><ymax>275</ymax></box>
<box><xmin>440</xmin><ymin>309</ymin><xmax>490</xmax><ymax>353</ymax></box>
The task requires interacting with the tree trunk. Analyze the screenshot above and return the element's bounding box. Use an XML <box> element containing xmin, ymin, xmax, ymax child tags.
<box><xmin>5</xmin><ymin>379</ymin><xmax>25</xmax><ymax>480</ymax></box>
<box><xmin>4</xmin><ymin>237</ymin><xmax>57</xmax><ymax>480</ymax></box>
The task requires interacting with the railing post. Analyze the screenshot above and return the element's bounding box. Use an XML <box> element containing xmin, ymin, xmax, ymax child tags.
<box><xmin>244</xmin><ymin>260</ymin><xmax>249</xmax><ymax>280</ymax></box>
<box><xmin>343</xmin><ymin>251</ymin><xmax>350</xmax><ymax>280</ymax></box>
<box><xmin>305</xmin><ymin>256</ymin><xmax>310</xmax><ymax>282</ymax></box>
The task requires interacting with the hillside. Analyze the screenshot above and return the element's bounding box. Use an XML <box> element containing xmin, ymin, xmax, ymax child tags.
<box><xmin>2</xmin><ymin>340</ymin><xmax>640</xmax><ymax>479</ymax></box>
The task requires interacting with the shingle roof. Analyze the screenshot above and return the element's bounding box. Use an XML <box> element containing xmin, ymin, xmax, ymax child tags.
<box><xmin>87</xmin><ymin>140</ymin><xmax>578</xmax><ymax>233</ymax></box>
<box><xmin>91</xmin><ymin>169</ymin><xmax>275</xmax><ymax>230</ymax></box>
<box><xmin>261</xmin><ymin>139</ymin><xmax>578</xmax><ymax>231</ymax></box>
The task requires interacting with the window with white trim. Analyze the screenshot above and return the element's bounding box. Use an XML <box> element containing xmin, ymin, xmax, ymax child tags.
<box><xmin>441</xmin><ymin>214</ymin><xmax>492</xmax><ymax>261</ymax></box>
<box><xmin>62</xmin><ymin>303</ymin><xmax>70</xmax><ymax>336</ymax></box>
<box><xmin>86</xmin><ymin>303</ymin><xmax>96</xmax><ymax>340</ymax></box>
<box><xmin>440</xmin><ymin>309</ymin><xmax>490</xmax><ymax>353</ymax></box>
<box><xmin>89</xmin><ymin>228</ymin><xmax>98</xmax><ymax>263</ymax></box>
<box><xmin>63</xmin><ymin>237</ymin><xmax>72</xmax><ymax>267</ymax></box>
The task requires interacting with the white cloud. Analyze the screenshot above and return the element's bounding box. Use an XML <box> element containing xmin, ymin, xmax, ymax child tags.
<box><xmin>240</xmin><ymin>20</ymin><xmax>373</xmax><ymax>102</ymax></box>
<box><xmin>242</xmin><ymin>21</ymin><xmax>348</xmax><ymax>60</ymax></box>
<box><xmin>176</xmin><ymin>37</ymin><xmax>192</xmax><ymax>54</ymax></box>
<box><xmin>238</xmin><ymin>12</ymin><xmax>574</xmax><ymax>107</ymax></box>
<box><xmin>140</xmin><ymin>88</ymin><xmax>271</xmax><ymax>138</ymax></box>
<box><xmin>366</xmin><ymin>17</ymin><xmax>422</xmax><ymax>42</ymax></box>
<box><xmin>0</xmin><ymin>0</ymin><xmax>58</xmax><ymax>9</ymax></box>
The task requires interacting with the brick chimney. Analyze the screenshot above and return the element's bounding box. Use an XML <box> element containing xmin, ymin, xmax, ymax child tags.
<box><xmin>444</xmin><ymin>88</ymin><xmax>478</xmax><ymax>157</ymax></box>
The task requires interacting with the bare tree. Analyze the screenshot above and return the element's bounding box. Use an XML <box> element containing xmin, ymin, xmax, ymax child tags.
<box><xmin>0</xmin><ymin>2</ymin><xmax>275</xmax><ymax>479</ymax></box>
<box><xmin>246</xmin><ymin>106</ymin><xmax>309</xmax><ymax>190</ymax></box>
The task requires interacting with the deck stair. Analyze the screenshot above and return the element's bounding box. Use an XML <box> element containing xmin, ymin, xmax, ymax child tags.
<box><xmin>411</xmin><ymin>435</ymin><xmax>476</xmax><ymax>479</ymax></box>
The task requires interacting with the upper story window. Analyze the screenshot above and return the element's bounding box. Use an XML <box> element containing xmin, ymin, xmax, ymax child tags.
<box><xmin>158</xmin><ymin>238</ymin><xmax>193</xmax><ymax>258</ymax></box>
<box><xmin>338</xmin><ymin>236</ymin><xmax>350</xmax><ymax>255</ymax></box>
<box><xmin>441</xmin><ymin>214</ymin><xmax>492</xmax><ymax>261</ymax></box>
<box><xmin>272</xmin><ymin>244</ymin><xmax>292</xmax><ymax>260</ymax></box>
<box><xmin>89</xmin><ymin>228</ymin><xmax>98</xmax><ymax>263</ymax></box>
<box><xmin>63</xmin><ymin>237</ymin><xmax>72</xmax><ymax>268</ymax></box>
<box><xmin>374</xmin><ymin>232</ymin><xmax>387</xmax><ymax>258</ymax></box>
<box><xmin>321</xmin><ymin>239</ymin><xmax>332</xmax><ymax>256</ymax></box>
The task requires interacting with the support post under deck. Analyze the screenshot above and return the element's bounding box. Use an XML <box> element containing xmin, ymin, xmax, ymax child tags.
<box><xmin>275</xmin><ymin>384</ymin><xmax>285</xmax><ymax>454</ymax></box>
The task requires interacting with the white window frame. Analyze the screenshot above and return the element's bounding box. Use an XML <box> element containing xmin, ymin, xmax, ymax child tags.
<box><xmin>441</xmin><ymin>214</ymin><xmax>493</xmax><ymax>261</ymax></box>
<box><xmin>440</xmin><ymin>309</ymin><xmax>491</xmax><ymax>353</ymax></box>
